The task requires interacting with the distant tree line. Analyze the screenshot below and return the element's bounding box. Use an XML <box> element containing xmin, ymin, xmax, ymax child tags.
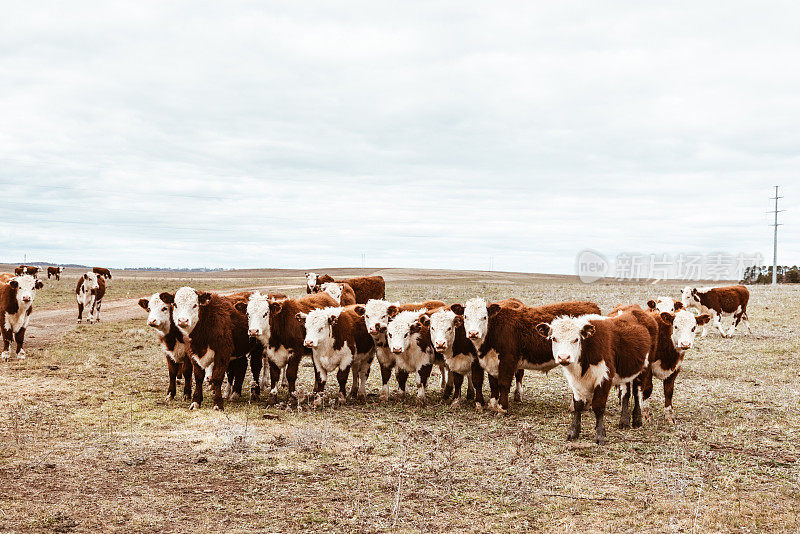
<box><xmin>741</xmin><ymin>265</ymin><xmax>800</xmax><ymax>284</ymax></box>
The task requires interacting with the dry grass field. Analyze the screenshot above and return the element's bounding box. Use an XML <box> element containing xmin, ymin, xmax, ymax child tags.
<box><xmin>0</xmin><ymin>270</ymin><xmax>798</xmax><ymax>533</ymax></box>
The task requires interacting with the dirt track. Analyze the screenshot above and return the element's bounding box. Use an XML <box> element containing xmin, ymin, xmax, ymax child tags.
<box><xmin>24</xmin><ymin>284</ymin><xmax>302</xmax><ymax>349</ymax></box>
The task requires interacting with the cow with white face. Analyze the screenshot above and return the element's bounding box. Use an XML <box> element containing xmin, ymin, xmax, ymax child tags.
<box><xmin>138</xmin><ymin>292</ymin><xmax>191</xmax><ymax>402</ymax></box>
<box><xmin>647</xmin><ymin>297</ymin><xmax>682</xmax><ymax>314</ymax></box>
<box><xmin>424</xmin><ymin>307</ymin><xmax>476</xmax><ymax>405</ymax></box>
<box><xmin>305</xmin><ymin>273</ymin><xmax>318</xmax><ymax>294</ymax></box>
<box><xmin>1</xmin><ymin>275</ymin><xmax>44</xmax><ymax>361</ymax></box>
<box><xmin>385</xmin><ymin>309</ymin><xmax>436</xmax><ymax>405</ymax></box>
<box><xmin>75</xmin><ymin>272</ymin><xmax>105</xmax><ymax>324</ymax></box>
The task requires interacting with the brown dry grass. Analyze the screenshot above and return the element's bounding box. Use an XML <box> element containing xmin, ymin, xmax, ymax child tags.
<box><xmin>0</xmin><ymin>275</ymin><xmax>798</xmax><ymax>533</ymax></box>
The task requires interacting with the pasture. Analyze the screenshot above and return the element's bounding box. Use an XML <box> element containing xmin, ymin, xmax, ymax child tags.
<box><xmin>0</xmin><ymin>270</ymin><xmax>798</xmax><ymax>533</ymax></box>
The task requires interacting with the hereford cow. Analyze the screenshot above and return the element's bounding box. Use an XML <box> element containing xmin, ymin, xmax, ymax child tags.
<box><xmin>310</xmin><ymin>274</ymin><xmax>385</xmax><ymax>304</ymax></box>
<box><xmin>384</xmin><ymin>308</ymin><xmax>440</xmax><ymax>405</ymax></box>
<box><xmin>681</xmin><ymin>285</ymin><xmax>750</xmax><ymax>338</ymax></box>
<box><xmin>47</xmin><ymin>266</ymin><xmax>64</xmax><ymax>280</ymax></box>
<box><xmin>164</xmin><ymin>287</ymin><xmax>253</xmax><ymax>410</ymax></box>
<box><xmin>76</xmin><ymin>272</ymin><xmax>105</xmax><ymax>324</ymax></box>
<box><xmin>139</xmin><ymin>293</ymin><xmax>192</xmax><ymax>402</ymax></box>
<box><xmin>305</xmin><ymin>272</ymin><xmax>334</xmax><ymax>293</ymax></box>
<box><xmin>240</xmin><ymin>292</ymin><xmax>337</xmax><ymax>404</ymax></box>
<box><xmin>1</xmin><ymin>275</ymin><xmax>44</xmax><ymax>361</ymax></box>
<box><xmin>422</xmin><ymin>306</ymin><xmax>477</xmax><ymax>405</ymax></box>
<box><xmin>465</xmin><ymin>298</ymin><xmax>601</xmax><ymax>413</ymax></box>
<box><xmin>93</xmin><ymin>267</ymin><xmax>112</xmax><ymax>279</ymax></box>
<box><xmin>297</xmin><ymin>304</ymin><xmax>375</xmax><ymax>405</ymax></box>
<box><xmin>320</xmin><ymin>282</ymin><xmax>357</xmax><ymax>306</ymax></box>
<box><xmin>646</xmin><ymin>296</ymin><xmax>682</xmax><ymax>313</ymax></box>
<box><xmin>14</xmin><ymin>266</ymin><xmax>24</xmax><ymax>276</ymax></box>
<box><xmin>15</xmin><ymin>265</ymin><xmax>38</xmax><ymax>277</ymax></box>
<box><xmin>535</xmin><ymin>312</ymin><xmax>651</xmax><ymax>444</ymax></box>
<box><xmin>363</xmin><ymin>299</ymin><xmax>446</xmax><ymax>400</ymax></box>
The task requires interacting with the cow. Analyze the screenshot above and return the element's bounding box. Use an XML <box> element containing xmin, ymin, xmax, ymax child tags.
<box><xmin>163</xmin><ymin>287</ymin><xmax>253</xmax><ymax>410</ymax></box>
<box><xmin>93</xmin><ymin>267</ymin><xmax>112</xmax><ymax>279</ymax></box>
<box><xmin>681</xmin><ymin>285</ymin><xmax>750</xmax><ymax>338</ymax></box>
<box><xmin>422</xmin><ymin>306</ymin><xmax>477</xmax><ymax>406</ymax></box>
<box><xmin>306</xmin><ymin>272</ymin><xmax>334</xmax><ymax>293</ymax></box>
<box><xmin>535</xmin><ymin>312</ymin><xmax>652</xmax><ymax>444</ymax></box>
<box><xmin>464</xmin><ymin>298</ymin><xmax>601</xmax><ymax>413</ymax></box>
<box><xmin>76</xmin><ymin>272</ymin><xmax>106</xmax><ymax>324</ymax></box>
<box><xmin>14</xmin><ymin>266</ymin><xmax>24</xmax><ymax>276</ymax></box>
<box><xmin>363</xmin><ymin>299</ymin><xmax>446</xmax><ymax>401</ymax></box>
<box><xmin>646</xmin><ymin>297</ymin><xmax>682</xmax><ymax>313</ymax></box>
<box><xmin>239</xmin><ymin>292</ymin><xmax>337</xmax><ymax>404</ymax></box>
<box><xmin>1</xmin><ymin>275</ymin><xmax>44</xmax><ymax>361</ymax></box>
<box><xmin>310</xmin><ymin>274</ymin><xmax>385</xmax><ymax>304</ymax></box>
<box><xmin>15</xmin><ymin>265</ymin><xmax>38</xmax><ymax>277</ymax></box>
<box><xmin>47</xmin><ymin>266</ymin><xmax>64</xmax><ymax>280</ymax></box>
<box><xmin>641</xmin><ymin>309</ymin><xmax>711</xmax><ymax>423</ymax></box>
<box><xmin>139</xmin><ymin>293</ymin><xmax>192</xmax><ymax>402</ymax></box>
<box><xmin>297</xmin><ymin>304</ymin><xmax>375</xmax><ymax>405</ymax></box>
<box><xmin>320</xmin><ymin>282</ymin><xmax>357</xmax><ymax>306</ymax></box>
<box><xmin>384</xmin><ymin>308</ymin><xmax>440</xmax><ymax>405</ymax></box>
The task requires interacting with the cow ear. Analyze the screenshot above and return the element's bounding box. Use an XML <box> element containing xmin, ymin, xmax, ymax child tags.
<box><xmin>234</xmin><ymin>301</ymin><xmax>247</xmax><ymax>314</ymax></box>
<box><xmin>579</xmin><ymin>323</ymin><xmax>595</xmax><ymax>339</ymax></box>
<box><xmin>83</xmin><ymin>273</ymin><xmax>88</xmax><ymax>280</ymax></box>
<box><xmin>450</xmin><ymin>303</ymin><xmax>465</xmax><ymax>315</ymax></box>
<box><xmin>328</xmin><ymin>315</ymin><xmax>338</xmax><ymax>326</ymax></box>
<box><xmin>197</xmin><ymin>292</ymin><xmax>213</xmax><ymax>306</ymax></box>
<box><xmin>453</xmin><ymin>315</ymin><xmax>464</xmax><ymax>328</ymax></box>
<box><xmin>138</xmin><ymin>298</ymin><xmax>150</xmax><ymax>311</ymax></box>
<box><xmin>487</xmin><ymin>303</ymin><xmax>501</xmax><ymax>318</ymax></box>
<box><xmin>535</xmin><ymin>322</ymin><xmax>551</xmax><ymax>338</ymax></box>
<box><xmin>674</xmin><ymin>301</ymin><xmax>683</xmax><ymax>310</ymax></box>
<box><xmin>387</xmin><ymin>305</ymin><xmax>400</xmax><ymax>318</ymax></box>
<box><xmin>353</xmin><ymin>305</ymin><xmax>366</xmax><ymax>316</ymax></box>
<box><xmin>9</xmin><ymin>279</ymin><xmax>18</xmax><ymax>289</ymax></box>
<box><xmin>270</xmin><ymin>301</ymin><xmax>284</xmax><ymax>315</ymax></box>
<box><xmin>35</xmin><ymin>280</ymin><xmax>44</xmax><ymax>290</ymax></box>
<box><xmin>646</xmin><ymin>300</ymin><xmax>657</xmax><ymax>311</ymax></box>
<box><xmin>660</xmin><ymin>312</ymin><xmax>675</xmax><ymax>325</ymax></box>
<box><xmin>410</xmin><ymin>321</ymin><xmax>422</xmax><ymax>334</ymax></box>
<box><xmin>295</xmin><ymin>312</ymin><xmax>307</xmax><ymax>323</ymax></box>
<box><xmin>159</xmin><ymin>292</ymin><xmax>175</xmax><ymax>305</ymax></box>
<box><xmin>696</xmin><ymin>313</ymin><xmax>711</xmax><ymax>326</ymax></box>
<box><xmin>418</xmin><ymin>314</ymin><xmax>430</xmax><ymax>327</ymax></box>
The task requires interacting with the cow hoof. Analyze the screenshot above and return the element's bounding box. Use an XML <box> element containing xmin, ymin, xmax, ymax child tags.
<box><xmin>566</xmin><ymin>430</ymin><xmax>579</xmax><ymax>441</ymax></box>
<box><xmin>379</xmin><ymin>391</ymin><xmax>389</xmax><ymax>402</ymax></box>
<box><xmin>594</xmin><ymin>434</ymin><xmax>606</xmax><ymax>445</ymax></box>
<box><xmin>450</xmin><ymin>398</ymin><xmax>462</xmax><ymax>408</ymax></box>
<box><xmin>336</xmin><ymin>393</ymin><xmax>346</xmax><ymax>406</ymax></box>
<box><xmin>514</xmin><ymin>392</ymin><xmax>522</xmax><ymax>403</ymax></box>
<box><xmin>619</xmin><ymin>419</ymin><xmax>631</xmax><ymax>430</ymax></box>
<box><xmin>1</xmin><ymin>352</ymin><xmax>9</xmax><ymax>362</ymax></box>
<box><xmin>16</xmin><ymin>350</ymin><xmax>26</xmax><ymax>360</ymax></box>
<box><xmin>183</xmin><ymin>393</ymin><xmax>191</xmax><ymax>402</ymax></box>
<box><xmin>665</xmin><ymin>408</ymin><xmax>677</xmax><ymax>424</ymax></box>
<box><xmin>189</xmin><ymin>402</ymin><xmax>200</xmax><ymax>410</ymax></box>
<box><xmin>212</xmin><ymin>405</ymin><xmax>222</xmax><ymax>411</ymax></box>
<box><xmin>475</xmin><ymin>403</ymin><xmax>484</xmax><ymax>412</ymax></box>
<box><xmin>164</xmin><ymin>394</ymin><xmax>174</xmax><ymax>403</ymax></box>
<box><xmin>229</xmin><ymin>392</ymin><xmax>240</xmax><ymax>402</ymax></box>
<box><xmin>76</xmin><ymin>319</ymin><xmax>82</xmax><ymax>324</ymax></box>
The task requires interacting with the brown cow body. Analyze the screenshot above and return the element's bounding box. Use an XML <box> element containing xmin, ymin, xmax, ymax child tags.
<box><xmin>47</xmin><ymin>266</ymin><xmax>63</xmax><ymax>280</ymax></box>
<box><xmin>1</xmin><ymin>275</ymin><xmax>44</xmax><ymax>361</ymax></box>
<box><xmin>93</xmin><ymin>267</ymin><xmax>112</xmax><ymax>279</ymax></box>
<box><xmin>139</xmin><ymin>293</ymin><xmax>192</xmax><ymax>402</ymax></box>
<box><xmin>75</xmin><ymin>272</ymin><xmax>106</xmax><ymax>323</ymax></box>
<box><xmin>311</xmin><ymin>274</ymin><xmax>385</xmax><ymax>304</ymax></box>
<box><xmin>682</xmin><ymin>285</ymin><xmax>750</xmax><ymax>338</ymax></box>
<box><xmin>15</xmin><ymin>265</ymin><xmax>39</xmax><ymax>277</ymax></box>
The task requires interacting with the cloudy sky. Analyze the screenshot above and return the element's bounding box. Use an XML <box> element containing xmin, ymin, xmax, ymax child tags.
<box><xmin>1</xmin><ymin>1</ymin><xmax>798</xmax><ymax>273</ymax></box>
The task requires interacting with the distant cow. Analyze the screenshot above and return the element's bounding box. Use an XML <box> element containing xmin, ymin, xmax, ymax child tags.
<box><xmin>535</xmin><ymin>312</ymin><xmax>652</xmax><ymax>444</ymax></box>
<box><xmin>238</xmin><ymin>292</ymin><xmax>337</xmax><ymax>403</ymax></box>
<box><xmin>297</xmin><ymin>304</ymin><xmax>375</xmax><ymax>405</ymax></box>
<box><xmin>363</xmin><ymin>299</ymin><xmax>446</xmax><ymax>400</ymax></box>
<box><xmin>309</xmin><ymin>274</ymin><xmax>385</xmax><ymax>304</ymax></box>
<box><xmin>464</xmin><ymin>298</ymin><xmax>601</xmax><ymax>413</ymax></box>
<box><xmin>1</xmin><ymin>275</ymin><xmax>44</xmax><ymax>361</ymax></box>
<box><xmin>305</xmin><ymin>273</ymin><xmax>334</xmax><ymax>293</ymax></box>
<box><xmin>320</xmin><ymin>282</ymin><xmax>357</xmax><ymax>306</ymax></box>
<box><xmin>681</xmin><ymin>285</ymin><xmax>750</xmax><ymax>337</ymax></box>
<box><xmin>139</xmin><ymin>293</ymin><xmax>192</xmax><ymax>402</ymax></box>
<box><xmin>646</xmin><ymin>296</ymin><xmax>682</xmax><ymax>313</ymax></box>
<box><xmin>93</xmin><ymin>267</ymin><xmax>112</xmax><ymax>279</ymax></box>
<box><xmin>76</xmin><ymin>272</ymin><xmax>106</xmax><ymax>324</ymax></box>
<box><xmin>15</xmin><ymin>265</ymin><xmax>38</xmax><ymax>277</ymax></box>
<box><xmin>47</xmin><ymin>266</ymin><xmax>64</xmax><ymax>280</ymax></box>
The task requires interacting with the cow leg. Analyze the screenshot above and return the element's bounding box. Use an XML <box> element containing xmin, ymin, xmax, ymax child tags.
<box><xmin>618</xmin><ymin>383</ymin><xmax>631</xmax><ymax>429</ymax></box>
<box><xmin>568</xmin><ymin>398</ymin><xmax>584</xmax><ymax>441</ymax></box>
<box><xmin>281</xmin><ymin>367</ymin><xmax>289</xmax><ymax>389</ymax></box>
<box><xmin>417</xmin><ymin>364</ymin><xmax>432</xmax><ymax>406</ymax></box>
<box><xmin>285</xmin><ymin>355</ymin><xmax>301</xmax><ymax>403</ymax></box>
<box><xmin>227</xmin><ymin>357</ymin><xmax>246</xmax><ymax>401</ymax></box>
<box><xmin>181</xmin><ymin>359</ymin><xmax>193</xmax><ymax>401</ymax></box>
<box><xmin>743</xmin><ymin>311</ymin><xmax>751</xmax><ymax>335</ymax></box>
<box><xmin>349</xmin><ymin>363</ymin><xmax>359</xmax><ymax>398</ymax></box>
<box><xmin>495</xmin><ymin>356</ymin><xmax>516</xmax><ymax>413</ymax></box>
<box><xmin>379</xmin><ymin>361</ymin><xmax>394</xmax><ymax>401</ymax></box>
<box><xmin>438</xmin><ymin>361</ymin><xmax>447</xmax><ymax>390</ymax></box>
<box><xmin>165</xmin><ymin>355</ymin><xmax>179</xmax><ymax>402</ymax></box>
<box><xmin>487</xmin><ymin>374</ymin><xmax>499</xmax><ymax>411</ymax></box>
<box><xmin>471</xmin><ymin>359</ymin><xmax>485</xmax><ymax>408</ymax></box>
<box><xmin>95</xmin><ymin>299</ymin><xmax>102</xmax><ymax>322</ymax></box>
<box><xmin>514</xmin><ymin>369</ymin><xmax>524</xmax><ymax>403</ymax></box>
<box><xmin>712</xmin><ymin>311</ymin><xmax>727</xmax><ymax>337</ymax></box>
<box><xmin>189</xmin><ymin>361</ymin><xmax>205</xmax><ymax>410</ymax></box>
<box><xmin>592</xmin><ymin>382</ymin><xmax>612</xmax><ymax>445</ymax></box>
<box><xmin>465</xmin><ymin>369</ymin><xmax>475</xmax><ymax>401</ymax></box>
<box><xmin>450</xmin><ymin>372</ymin><xmax>464</xmax><ymax>406</ymax></box>
<box><xmin>13</xmin><ymin>328</ymin><xmax>26</xmax><ymax>359</ymax></box>
<box><xmin>663</xmin><ymin>370</ymin><xmax>679</xmax><ymax>424</ymax></box>
<box><xmin>442</xmin><ymin>366</ymin><xmax>454</xmax><ymax>400</ymax></box>
<box><xmin>639</xmin><ymin>366</ymin><xmax>654</xmax><ymax>421</ymax></box>
<box><xmin>336</xmin><ymin>366</ymin><xmax>350</xmax><ymax>405</ymax></box>
<box><xmin>2</xmin><ymin>326</ymin><xmax>13</xmax><ymax>361</ymax></box>
<box><xmin>395</xmin><ymin>369</ymin><xmax>409</xmax><ymax>398</ymax></box>
<box><xmin>265</xmin><ymin>361</ymin><xmax>281</xmax><ymax>406</ymax></box>
<box><xmin>210</xmin><ymin>357</ymin><xmax>227</xmax><ymax>411</ymax></box>
<box><xmin>631</xmin><ymin>378</ymin><xmax>643</xmax><ymax>429</ymax></box>
<box><xmin>249</xmin><ymin>341</ymin><xmax>263</xmax><ymax>401</ymax></box>
<box><xmin>77</xmin><ymin>303</ymin><xmax>83</xmax><ymax>323</ymax></box>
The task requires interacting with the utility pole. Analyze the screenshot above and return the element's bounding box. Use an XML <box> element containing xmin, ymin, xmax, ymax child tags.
<box><xmin>361</xmin><ymin>253</ymin><xmax>365</xmax><ymax>269</ymax></box>
<box><xmin>769</xmin><ymin>186</ymin><xmax>784</xmax><ymax>285</ymax></box>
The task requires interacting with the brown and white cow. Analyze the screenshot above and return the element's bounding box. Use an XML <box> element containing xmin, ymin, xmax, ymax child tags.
<box><xmin>646</xmin><ymin>296</ymin><xmax>682</xmax><ymax>313</ymax></box>
<box><xmin>1</xmin><ymin>275</ymin><xmax>44</xmax><ymax>361</ymax></box>
<box><xmin>165</xmin><ymin>287</ymin><xmax>253</xmax><ymax>410</ymax></box>
<box><xmin>320</xmin><ymin>282</ymin><xmax>357</xmax><ymax>306</ymax></box>
<box><xmin>76</xmin><ymin>272</ymin><xmax>105</xmax><ymax>324</ymax></box>
<box><xmin>363</xmin><ymin>299</ymin><xmax>446</xmax><ymax>401</ymax></box>
<box><xmin>305</xmin><ymin>272</ymin><xmax>334</xmax><ymax>293</ymax></box>
<box><xmin>14</xmin><ymin>266</ymin><xmax>24</xmax><ymax>276</ymax></box>
<box><xmin>240</xmin><ymin>292</ymin><xmax>337</xmax><ymax>404</ymax></box>
<box><xmin>93</xmin><ymin>267</ymin><xmax>112</xmax><ymax>279</ymax></box>
<box><xmin>297</xmin><ymin>304</ymin><xmax>375</xmax><ymax>405</ymax></box>
<box><xmin>422</xmin><ymin>306</ymin><xmax>477</xmax><ymax>405</ymax></box>
<box><xmin>310</xmin><ymin>274</ymin><xmax>385</xmax><ymax>304</ymax></box>
<box><xmin>384</xmin><ymin>308</ymin><xmax>439</xmax><ymax>405</ymax></box>
<box><xmin>47</xmin><ymin>266</ymin><xmax>64</xmax><ymax>280</ymax></box>
<box><xmin>681</xmin><ymin>285</ymin><xmax>750</xmax><ymax>338</ymax></box>
<box><xmin>139</xmin><ymin>292</ymin><xmax>192</xmax><ymax>402</ymax></box>
<box><xmin>15</xmin><ymin>265</ymin><xmax>39</xmax><ymax>277</ymax></box>
<box><xmin>536</xmin><ymin>312</ymin><xmax>651</xmax><ymax>444</ymax></box>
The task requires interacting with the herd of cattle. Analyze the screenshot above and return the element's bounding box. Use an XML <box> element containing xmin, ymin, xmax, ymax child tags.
<box><xmin>0</xmin><ymin>266</ymin><xmax>751</xmax><ymax>444</ymax></box>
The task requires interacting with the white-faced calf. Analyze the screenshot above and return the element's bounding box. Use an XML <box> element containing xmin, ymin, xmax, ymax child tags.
<box><xmin>536</xmin><ymin>312</ymin><xmax>651</xmax><ymax>444</ymax></box>
<box><xmin>320</xmin><ymin>282</ymin><xmax>357</xmax><ymax>306</ymax></box>
<box><xmin>1</xmin><ymin>275</ymin><xmax>44</xmax><ymax>361</ymax></box>
<box><xmin>385</xmin><ymin>308</ymin><xmax>439</xmax><ymax>405</ymax></box>
<box><xmin>47</xmin><ymin>266</ymin><xmax>63</xmax><ymax>280</ymax></box>
<box><xmin>139</xmin><ymin>292</ymin><xmax>192</xmax><ymax>402</ymax></box>
<box><xmin>681</xmin><ymin>285</ymin><xmax>749</xmax><ymax>338</ymax></box>
<box><xmin>423</xmin><ymin>306</ymin><xmax>476</xmax><ymax>405</ymax></box>
<box><xmin>646</xmin><ymin>297</ymin><xmax>682</xmax><ymax>313</ymax></box>
<box><xmin>75</xmin><ymin>272</ymin><xmax>105</xmax><ymax>324</ymax></box>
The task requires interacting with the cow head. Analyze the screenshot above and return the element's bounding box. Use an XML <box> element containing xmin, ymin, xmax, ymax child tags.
<box><xmin>321</xmin><ymin>282</ymin><xmax>342</xmax><ymax>304</ymax></box>
<box><xmin>681</xmin><ymin>286</ymin><xmax>701</xmax><ymax>309</ymax></box>
<box><xmin>297</xmin><ymin>307</ymin><xmax>341</xmax><ymax>349</ymax></box>
<box><xmin>660</xmin><ymin>310</ymin><xmax>711</xmax><ymax>351</ymax></box>
<box><xmin>647</xmin><ymin>296</ymin><xmax>682</xmax><ymax>313</ymax></box>
<box><xmin>9</xmin><ymin>275</ymin><xmax>43</xmax><ymax>309</ymax></box>
<box><xmin>463</xmin><ymin>297</ymin><xmax>491</xmax><ymax>345</ymax></box>
<box><xmin>536</xmin><ymin>316</ymin><xmax>595</xmax><ymax>366</ymax></box>
<box><xmin>427</xmin><ymin>309</ymin><xmax>463</xmax><ymax>352</ymax></box>
<box><xmin>77</xmin><ymin>272</ymin><xmax>100</xmax><ymax>301</ymax></box>
<box><xmin>305</xmin><ymin>272</ymin><xmax>318</xmax><ymax>293</ymax></box>
<box><xmin>139</xmin><ymin>292</ymin><xmax>173</xmax><ymax>333</ymax></box>
<box><xmin>364</xmin><ymin>299</ymin><xmax>394</xmax><ymax>336</ymax></box>
<box><xmin>172</xmin><ymin>287</ymin><xmax>212</xmax><ymax>335</ymax></box>
<box><xmin>386</xmin><ymin>309</ymin><xmax>426</xmax><ymax>354</ymax></box>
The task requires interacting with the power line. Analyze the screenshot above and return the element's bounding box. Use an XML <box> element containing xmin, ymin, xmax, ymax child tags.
<box><xmin>768</xmin><ymin>185</ymin><xmax>785</xmax><ymax>285</ymax></box>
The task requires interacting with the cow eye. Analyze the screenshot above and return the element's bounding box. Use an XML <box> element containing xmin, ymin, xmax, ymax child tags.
<box><xmin>691</xmin><ymin>326</ymin><xmax>696</xmax><ymax>332</ymax></box>
<box><xmin>572</xmin><ymin>339</ymin><xmax>578</xmax><ymax>344</ymax></box>
<box><xmin>162</xmin><ymin>307</ymin><xmax>168</xmax><ymax>312</ymax></box>
<box><xmin>193</xmin><ymin>304</ymin><xmax>198</xmax><ymax>309</ymax></box>
<box><xmin>263</xmin><ymin>313</ymin><xmax>268</xmax><ymax>318</ymax></box>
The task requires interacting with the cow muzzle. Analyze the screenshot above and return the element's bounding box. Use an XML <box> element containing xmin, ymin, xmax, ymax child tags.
<box><xmin>304</xmin><ymin>340</ymin><xmax>315</xmax><ymax>348</ymax></box>
<box><xmin>434</xmin><ymin>342</ymin><xmax>447</xmax><ymax>350</ymax></box>
<box><xmin>22</xmin><ymin>297</ymin><xmax>32</xmax><ymax>303</ymax></box>
<box><xmin>556</xmin><ymin>355</ymin><xmax>571</xmax><ymax>365</ymax></box>
<box><xmin>391</xmin><ymin>347</ymin><xmax>403</xmax><ymax>354</ymax></box>
<box><xmin>249</xmin><ymin>329</ymin><xmax>261</xmax><ymax>337</ymax></box>
<box><xmin>176</xmin><ymin>318</ymin><xmax>189</xmax><ymax>328</ymax></box>
<box><xmin>467</xmin><ymin>331</ymin><xmax>480</xmax><ymax>339</ymax></box>
<box><xmin>678</xmin><ymin>342</ymin><xmax>692</xmax><ymax>350</ymax></box>
<box><xmin>148</xmin><ymin>319</ymin><xmax>160</xmax><ymax>327</ymax></box>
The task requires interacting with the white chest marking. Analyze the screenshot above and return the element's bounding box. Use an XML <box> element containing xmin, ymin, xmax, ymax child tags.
<box><xmin>266</xmin><ymin>345</ymin><xmax>292</xmax><ymax>368</ymax></box>
<box><xmin>394</xmin><ymin>336</ymin><xmax>434</xmax><ymax>373</ymax></box>
<box><xmin>4</xmin><ymin>308</ymin><xmax>30</xmax><ymax>333</ymax></box>
<box><xmin>561</xmin><ymin>361</ymin><xmax>610</xmax><ymax>403</ymax></box>
<box><xmin>444</xmin><ymin>352</ymin><xmax>474</xmax><ymax>375</ymax></box>
<box><xmin>651</xmin><ymin>359</ymin><xmax>680</xmax><ymax>380</ymax></box>
<box><xmin>479</xmin><ymin>349</ymin><xmax>500</xmax><ymax>376</ymax></box>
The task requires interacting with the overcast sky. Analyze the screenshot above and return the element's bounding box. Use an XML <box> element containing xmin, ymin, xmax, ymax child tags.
<box><xmin>1</xmin><ymin>1</ymin><xmax>798</xmax><ymax>273</ymax></box>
